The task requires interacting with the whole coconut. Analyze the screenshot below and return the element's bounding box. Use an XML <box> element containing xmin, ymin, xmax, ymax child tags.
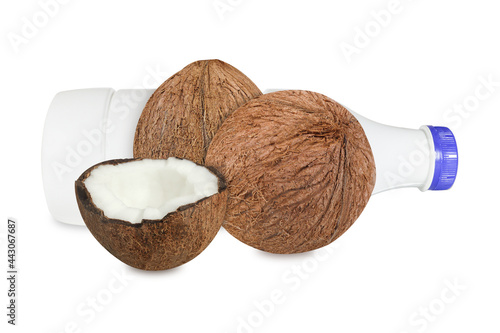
<box><xmin>205</xmin><ymin>90</ymin><xmax>376</xmax><ymax>254</ymax></box>
<box><xmin>134</xmin><ymin>59</ymin><xmax>262</xmax><ymax>164</ymax></box>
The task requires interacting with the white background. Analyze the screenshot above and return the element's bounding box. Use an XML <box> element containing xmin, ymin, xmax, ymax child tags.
<box><xmin>1</xmin><ymin>0</ymin><xmax>499</xmax><ymax>332</ymax></box>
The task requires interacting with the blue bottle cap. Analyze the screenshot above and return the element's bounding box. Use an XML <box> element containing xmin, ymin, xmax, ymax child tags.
<box><xmin>426</xmin><ymin>126</ymin><xmax>458</xmax><ymax>191</ymax></box>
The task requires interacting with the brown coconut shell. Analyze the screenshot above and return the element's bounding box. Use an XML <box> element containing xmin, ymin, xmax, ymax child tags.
<box><xmin>205</xmin><ymin>90</ymin><xmax>376</xmax><ymax>254</ymax></box>
<box><xmin>75</xmin><ymin>158</ymin><xmax>227</xmax><ymax>270</ymax></box>
<box><xmin>133</xmin><ymin>59</ymin><xmax>262</xmax><ymax>164</ymax></box>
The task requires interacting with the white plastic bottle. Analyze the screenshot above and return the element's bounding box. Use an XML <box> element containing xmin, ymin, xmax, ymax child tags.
<box><xmin>42</xmin><ymin>89</ymin><xmax>458</xmax><ymax>225</ymax></box>
<box><xmin>42</xmin><ymin>88</ymin><xmax>153</xmax><ymax>225</ymax></box>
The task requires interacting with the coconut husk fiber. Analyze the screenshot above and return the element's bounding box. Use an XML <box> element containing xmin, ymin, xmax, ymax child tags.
<box><xmin>205</xmin><ymin>90</ymin><xmax>376</xmax><ymax>254</ymax></box>
<box><xmin>133</xmin><ymin>59</ymin><xmax>262</xmax><ymax>164</ymax></box>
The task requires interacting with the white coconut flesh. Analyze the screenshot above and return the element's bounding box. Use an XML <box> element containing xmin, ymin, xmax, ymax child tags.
<box><xmin>84</xmin><ymin>158</ymin><xmax>219</xmax><ymax>223</ymax></box>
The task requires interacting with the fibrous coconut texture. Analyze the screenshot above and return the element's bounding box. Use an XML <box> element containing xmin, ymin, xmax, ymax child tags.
<box><xmin>133</xmin><ymin>59</ymin><xmax>262</xmax><ymax>164</ymax></box>
<box><xmin>75</xmin><ymin>158</ymin><xmax>227</xmax><ymax>270</ymax></box>
<box><xmin>206</xmin><ymin>90</ymin><xmax>376</xmax><ymax>254</ymax></box>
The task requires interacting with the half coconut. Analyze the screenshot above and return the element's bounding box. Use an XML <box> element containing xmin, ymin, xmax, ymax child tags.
<box><xmin>75</xmin><ymin>157</ymin><xmax>227</xmax><ymax>270</ymax></box>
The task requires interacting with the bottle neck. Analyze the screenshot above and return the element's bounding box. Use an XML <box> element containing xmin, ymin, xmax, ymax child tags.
<box><xmin>348</xmin><ymin>110</ymin><xmax>435</xmax><ymax>194</ymax></box>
